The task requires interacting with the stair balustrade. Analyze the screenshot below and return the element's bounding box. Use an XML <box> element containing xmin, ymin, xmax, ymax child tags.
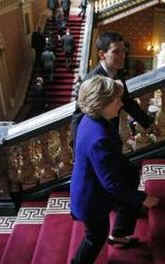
<box><xmin>94</xmin><ymin>0</ymin><xmax>159</xmax><ymax>22</ymax></box>
<box><xmin>0</xmin><ymin>103</ymin><xmax>75</xmax><ymax>205</ymax></box>
<box><xmin>1</xmin><ymin>68</ymin><xmax>165</xmax><ymax>212</ymax></box>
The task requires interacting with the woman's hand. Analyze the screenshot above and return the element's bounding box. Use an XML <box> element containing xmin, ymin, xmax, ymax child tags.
<box><xmin>143</xmin><ymin>195</ymin><xmax>159</xmax><ymax>209</ymax></box>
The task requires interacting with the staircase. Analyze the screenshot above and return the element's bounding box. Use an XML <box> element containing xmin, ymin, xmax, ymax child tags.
<box><xmin>26</xmin><ymin>14</ymin><xmax>85</xmax><ymax>117</ymax></box>
<box><xmin>45</xmin><ymin>15</ymin><xmax>84</xmax><ymax>109</ymax></box>
<box><xmin>1</xmin><ymin>159</ymin><xmax>165</xmax><ymax>264</ymax></box>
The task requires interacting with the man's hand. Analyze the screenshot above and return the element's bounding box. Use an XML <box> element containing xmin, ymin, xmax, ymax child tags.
<box><xmin>143</xmin><ymin>195</ymin><xmax>159</xmax><ymax>209</ymax></box>
<box><xmin>146</xmin><ymin>123</ymin><xmax>160</xmax><ymax>137</ymax></box>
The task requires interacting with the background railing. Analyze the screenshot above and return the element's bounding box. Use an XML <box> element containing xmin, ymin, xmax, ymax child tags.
<box><xmin>94</xmin><ymin>0</ymin><xmax>159</xmax><ymax>21</ymax></box>
<box><xmin>95</xmin><ymin>0</ymin><xmax>130</xmax><ymax>13</ymax></box>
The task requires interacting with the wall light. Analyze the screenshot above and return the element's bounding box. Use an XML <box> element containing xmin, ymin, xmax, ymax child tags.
<box><xmin>146</xmin><ymin>43</ymin><xmax>153</xmax><ymax>51</ymax></box>
<box><xmin>146</xmin><ymin>43</ymin><xmax>159</xmax><ymax>53</ymax></box>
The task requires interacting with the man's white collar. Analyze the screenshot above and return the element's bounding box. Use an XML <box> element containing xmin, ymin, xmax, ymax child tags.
<box><xmin>100</xmin><ymin>61</ymin><xmax>115</xmax><ymax>78</ymax></box>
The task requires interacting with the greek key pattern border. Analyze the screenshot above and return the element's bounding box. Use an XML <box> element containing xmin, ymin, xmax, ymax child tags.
<box><xmin>46</xmin><ymin>197</ymin><xmax>70</xmax><ymax>215</ymax></box>
<box><xmin>15</xmin><ymin>207</ymin><xmax>46</xmax><ymax>225</ymax></box>
<box><xmin>0</xmin><ymin>216</ymin><xmax>16</xmax><ymax>233</ymax></box>
<box><xmin>139</xmin><ymin>163</ymin><xmax>165</xmax><ymax>190</ymax></box>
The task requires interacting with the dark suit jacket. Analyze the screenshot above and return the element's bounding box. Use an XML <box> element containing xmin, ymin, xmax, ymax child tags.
<box><xmin>47</xmin><ymin>0</ymin><xmax>58</xmax><ymax>9</ymax></box>
<box><xmin>31</xmin><ymin>31</ymin><xmax>44</xmax><ymax>51</ymax></box>
<box><xmin>61</xmin><ymin>0</ymin><xmax>71</xmax><ymax>11</ymax></box>
<box><xmin>71</xmin><ymin>63</ymin><xmax>153</xmax><ymax>150</ymax></box>
<box><xmin>70</xmin><ymin>115</ymin><xmax>146</xmax><ymax>221</ymax></box>
<box><xmin>41</xmin><ymin>50</ymin><xmax>56</xmax><ymax>70</ymax></box>
<box><xmin>61</xmin><ymin>34</ymin><xmax>75</xmax><ymax>54</ymax></box>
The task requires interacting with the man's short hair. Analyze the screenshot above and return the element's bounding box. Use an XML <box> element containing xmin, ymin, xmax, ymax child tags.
<box><xmin>96</xmin><ymin>32</ymin><xmax>124</xmax><ymax>52</ymax></box>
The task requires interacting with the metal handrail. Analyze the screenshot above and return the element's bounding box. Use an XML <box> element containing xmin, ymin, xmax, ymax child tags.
<box><xmin>4</xmin><ymin>102</ymin><xmax>76</xmax><ymax>143</ymax></box>
<box><xmin>2</xmin><ymin>65</ymin><xmax>165</xmax><ymax>144</ymax></box>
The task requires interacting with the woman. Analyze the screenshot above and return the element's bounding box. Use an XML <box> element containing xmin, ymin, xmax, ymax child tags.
<box><xmin>70</xmin><ymin>75</ymin><xmax>159</xmax><ymax>264</ymax></box>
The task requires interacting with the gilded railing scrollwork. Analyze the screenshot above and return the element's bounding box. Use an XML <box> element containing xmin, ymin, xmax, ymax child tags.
<box><xmin>5</xmin><ymin>87</ymin><xmax>165</xmax><ymax>193</ymax></box>
<box><xmin>6</xmin><ymin>121</ymin><xmax>73</xmax><ymax>192</ymax></box>
<box><xmin>2</xmin><ymin>65</ymin><xmax>165</xmax><ymax>196</ymax></box>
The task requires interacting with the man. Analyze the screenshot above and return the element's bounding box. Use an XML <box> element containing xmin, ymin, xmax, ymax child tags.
<box><xmin>47</xmin><ymin>0</ymin><xmax>58</xmax><ymax>20</ymax></box>
<box><xmin>61</xmin><ymin>0</ymin><xmax>71</xmax><ymax>21</ymax></box>
<box><xmin>41</xmin><ymin>48</ymin><xmax>56</xmax><ymax>82</ymax></box>
<box><xmin>72</xmin><ymin>32</ymin><xmax>156</xmax><ymax>147</ymax></box>
<box><xmin>79</xmin><ymin>0</ymin><xmax>88</xmax><ymax>19</ymax></box>
<box><xmin>61</xmin><ymin>28</ymin><xmax>75</xmax><ymax>70</ymax></box>
<box><xmin>32</xmin><ymin>76</ymin><xmax>45</xmax><ymax>114</ymax></box>
<box><xmin>55</xmin><ymin>11</ymin><xmax>67</xmax><ymax>38</ymax></box>
<box><xmin>31</xmin><ymin>26</ymin><xmax>45</xmax><ymax>67</ymax></box>
<box><xmin>71</xmin><ymin>31</ymin><xmax>157</xmax><ymax>246</ymax></box>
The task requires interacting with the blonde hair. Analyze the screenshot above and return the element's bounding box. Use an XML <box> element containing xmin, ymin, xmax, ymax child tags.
<box><xmin>78</xmin><ymin>75</ymin><xmax>123</xmax><ymax>119</ymax></box>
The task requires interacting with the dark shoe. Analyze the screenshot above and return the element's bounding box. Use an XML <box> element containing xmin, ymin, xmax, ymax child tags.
<box><xmin>108</xmin><ymin>236</ymin><xmax>140</xmax><ymax>248</ymax></box>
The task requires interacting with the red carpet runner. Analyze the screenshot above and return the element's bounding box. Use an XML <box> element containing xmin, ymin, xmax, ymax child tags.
<box><xmin>45</xmin><ymin>15</ymin><xmax>84</xmax><ymax>109</ymax></box>
<box><xmin>0</xmin><ymin>201</ymin><xmax>46</xmax><ymax>264</ymax></box>
<box><xmin>31</xmin><ymin>192</ymin><xmax>72</xmax><ymax>264</ymax></box>
<box><xmin>1</xmin><ymin>160</ymin><xmax>165</xmax><ymax>263</ymax></box>
<box><xmin>66</xmin><ymin>211</ymin><xmax>152</xmax><ymax>264</ymax></box>
<box><xmin>0</xmin><ymin>216</ymin><xmax>16</xmax><ymax>260</ymax></box>
<box><xmin>27</xmin><ymin>15</ymin><xmax>85</xmax><ymax>114</ymax></box>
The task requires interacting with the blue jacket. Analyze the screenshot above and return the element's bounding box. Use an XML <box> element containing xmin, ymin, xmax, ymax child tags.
<box><xmin>70</xmin><ymin>115</ymin><xmax>146</xmax><ymax>221</ymax></box>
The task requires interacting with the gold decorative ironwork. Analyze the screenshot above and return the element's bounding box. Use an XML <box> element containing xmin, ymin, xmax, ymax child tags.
<box><xmin>6</xmin><ymin>121</ymin><xmax>73</xmax><ymax>191</ymax></box>
<box><xmin>6</xmin><ymin>88</ymin><xmax>165</xmax><ymax>193</ymax></box>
